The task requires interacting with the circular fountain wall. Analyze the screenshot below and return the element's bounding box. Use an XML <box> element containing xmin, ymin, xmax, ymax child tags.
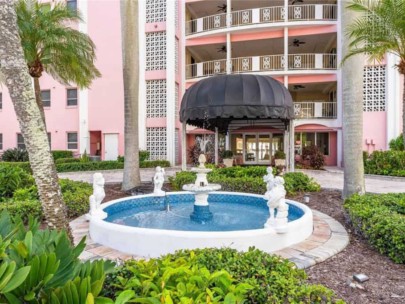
<box><xmin>89</xmin><ymin>192</ymin><xmax>313</xmax><ymax>258</ymax></box>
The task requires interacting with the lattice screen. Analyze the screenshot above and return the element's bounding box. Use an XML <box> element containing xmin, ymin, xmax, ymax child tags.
<box><xmin>146</xmin><ymin>32</ymin><xmax>167</xmax><ymax>71</ymax></box>
<box><xmin>146</xmin><ymin>0</ymin><xmax>166</xmax><ymax>23</ymax></box>
<box><xmin>146</xmin><ymin>127</ymin><xmax>167</xmax><ymax>160</ymax></box>
<box><xmin>363</xmin><ymin>65</ymin><xmax>386</xmax><ymax>112</ymax></box>
<box><xmin>146</xmin><ymin>80</ymin><xmax>166</xmax><ymax>118</ymax></box>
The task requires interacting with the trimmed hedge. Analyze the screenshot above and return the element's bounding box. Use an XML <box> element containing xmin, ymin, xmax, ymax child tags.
<box><xmin>0</xmin><ymin>200</ymin><xmax>43</xmax><ymax>220</ymax></box>
<box><xmin>169</xmin><ymin>166</ymin><xmax>320</xmax><ymax>195</ymax></box>
<box><xmin>51</xmin><ymin>150</ymin><xmax>73</xmax><ymax>160</ymax></box>
<box><xmin>344</xmin><ymin>193</ymin><xmax>405</xmax><ymax>263</ymax></box>
<box><xmin>104</xmin><ymin>248</ymin><xmax>344</xmax><ymax>303</ymax></box>
<box><xmin>364</xmin><ymin>150</ymin><xmax>405</xmax><ymax>177</ymax></box>
<box><xmin>55</xmin><ymin>157</ymin><xmax>81</xmax><ymax>164</ymax></box>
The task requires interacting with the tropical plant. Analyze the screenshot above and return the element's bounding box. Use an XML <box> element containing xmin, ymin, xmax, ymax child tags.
<box><xmin>121</xmin><ymin>0</ymin><xmax>142</xmax><ymax>191</ymax></box>
<box><xmin>345</xmin><ymin>0</ymin><xmax>405</xmax><ymax>145</ymax></box>
<box><xmin>389</xmin><ymin>133</ymin><xmax>404</xmax><ymax>151</ymax></box>
<box><xmin>302</xmin><ymin>145</ymin><xmax>325</xmax><ymax>169</ymax></box>
<box><xmin>15</xmin><ymin>0</ymin><xmax>100</xmax><ymax>127</ymax></box>
<box><xmin>0</xmin><ymin>148</ymin><xmax>29</xmax><ymax>162</ymax></box>
<box><xmin>341</xmin><ymin>0</ymin><xmax>366</xmax><ymax>198</ymax></box>
<box><xmin>221</xmin><ymin>150</ymin><xmax>234</xmax><ymax>159</ymax></box>
<box><xmin>0</xmin><ymin>0</ymin><xmax>72</xmax><ymax>234</ymax></box>
<box><xmin>274</xmin><ymin>150</ymin><xmax>286</xmax><ymax>159</ymax></box>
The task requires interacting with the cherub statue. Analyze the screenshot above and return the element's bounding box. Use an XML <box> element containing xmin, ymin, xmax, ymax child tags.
<box><xmin>88</xmin><ymin>173</ymin><xmax>107</xmax><ymax>219</ymax></box>
<box><xmin>153</xmin><ymin>166</ymin><xmax>165</xmax><ymax>195</ymax></box>
<box><xmin>263</xmin><ymin>166</ymin><xmax>275</xmax><ymax>195</ymax></box>
<box><xmin>264</xmin><ymin>176</ymin><xmax>287</xmax><ymax>229</ymax></box>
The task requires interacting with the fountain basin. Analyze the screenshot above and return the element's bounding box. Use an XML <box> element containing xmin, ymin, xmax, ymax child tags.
<box><xmin>89</xmin><ymin>192</ymin><xmax>313</xmax><ymax>258</ymax></box>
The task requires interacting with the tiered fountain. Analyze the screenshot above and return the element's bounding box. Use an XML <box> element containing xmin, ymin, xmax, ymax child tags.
<box><xmin>182</xmin><ymin>154</ymin><xmax>221</xmax><ymax>223</ymax></box>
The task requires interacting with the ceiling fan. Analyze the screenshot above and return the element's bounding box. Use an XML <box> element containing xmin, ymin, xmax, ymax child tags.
<box><xmin>217</xmin><ymin>4</ymin><xmax>227</xmax><ymax>12</ymax></box>
<box><xmin>217</xmin><ymin>45</ymin><xmax>227</xmax><ymax>53</ymax></box>
<box><xmin>293</xmin><ymin>85</ymin><xmax>306</xmax><ymax>90</ymax></box>
<box><xmin>289</xmin><ymin>39</ymin><xmax>306</xmax><ymax>47</ymax></box>
<box><xmin>291</xmin><ymin>0</ymin><xmax>304</xmax><ymax>4</ymax></box>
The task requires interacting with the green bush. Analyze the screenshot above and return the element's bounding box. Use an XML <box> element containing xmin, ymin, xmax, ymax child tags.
<box><xmin>302</xmin><ymin>145</ymin><xmax>325</xmax><ymax>169</ymax></box>
<box><xmin>140</xmin><ymin>160</ymin><xmax>170</xmax><ymax>168</ymax></box>
<box><xmin>169</xmin><ymin>167</ymin><xmax>320</xmax><ymax>196</ymax></box>
<box><xmin>51</xmin><ymin>150</ymin><xmax>73</xmax><ymax>160</ymax></box>
<box><xmin>389</xmin><ymin>134</ymin><xmax>404</xmax><ymax>151</ymax></box>
<box><xmin>221</xmin><ymin>150</ymin><xmax>234</xmax><ymax>159</ymax></box>
<box><xmin>0</xmin><ymin>161</ymin><xmax>32</xmax><ymax>173</ymax></box>
<box><xmin>364</xmin><ymin>150</ymin><xmax>405</xmax><ymax>176</ymax></box>
<box><xmin>56</xmin><ymin>160</ymin><xmax>124</xmax><ymax>172</ymax></box>
<box><xmin>118</xmin><ymin>150</ymin><xmax>151</xmax><ymax>163</ymax></box>
<box><xmin>0</xmin><ymin>200</ymin><xmax>43</xmax><ymax>221</ymax></box>
<box><xmin>274</xmin><ymin>150</ymin><xmax>286</xmax><ymax>159</ymax></box>
<box><xmin>104</xmin><ymin>248</ymin><xmax>343</xmax><ymax>303</ymax></box>
<box><xmin>344</xmin><ymin>193</ymin><xmax>405</xmax><ymax>263</ymax></box>
<box><xmin>0</xmin><ymin>165</ymin><xmax>35</xmax><ymax>199</ymax></box>
<box><xmin>55</xmin><ymin>157</ymin><xmax>81</xmax><ymax>164</ymax></box>
<box><xmin>0</xmin><ymin>148</ymin><xmax>29</xmax><ymax>162</ymax></box>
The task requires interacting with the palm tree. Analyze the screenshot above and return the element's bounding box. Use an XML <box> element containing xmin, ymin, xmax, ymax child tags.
<box><xmin>341</xmin><ymin>0</ymin><xmax>366</xmax><ymax>198</ymax></box>
<box><xmin>0</xmin><ymin>0</ymin><xmax>72</xmax><ymax>236</ymax></box>
<box><xmin>16</xmin><ymin>0</ymin><xmax>100</xmax><ymax>127</ymax></box>
<box><xmin>345</xmin><ymin>0</ymin><xmax>405</xmax><ymax>144</ymax></box>
<box><xmin>121</xmin><ymin>0</ymin><xmax>142</xmax><ymax>191</ymax></box>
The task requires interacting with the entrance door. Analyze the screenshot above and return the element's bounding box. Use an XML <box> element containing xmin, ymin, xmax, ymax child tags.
<box><xmin>104</xmin><ymin>133</ymin><xmax>119</xmax><ymax>161</ymax></box>
<box><xmin>257</xmin><ymin>134</ymin><xmax>272</xmax><ymax>164</ymax></box>
<box><xmin>244</xmin><ymin>134</ymin><xmax>257</xmax><ymax>163</ymax></box>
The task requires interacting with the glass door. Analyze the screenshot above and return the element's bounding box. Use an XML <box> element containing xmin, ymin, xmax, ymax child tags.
<box><xmin>258</xmin><ymin>134</ymin><xmax>271</xmax><ymax>164</ymax></box>
<box><xmin>244</xmin><ymin>134</ymin><xmax>257</xmax><ymax>163</ymax></box>
<box><xmin>271</xmin><ymin>134</ymin><xmax>284</xmax><ymax>158</ymax></box>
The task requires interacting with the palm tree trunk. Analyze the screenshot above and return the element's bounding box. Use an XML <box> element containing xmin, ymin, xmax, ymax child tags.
<box><xmin>121</xmin><ymin>0</ymin><xmax>141</xmax><ymax>191</ymax></box>
<box><xmin>0</xmin><ymin>0</ymin><xmax>72</xmax><ymax>237</ymax></box>
<box><xmin>341</xmin><ymin>0</ymin><xmax>365</xmax><ymax>198</ymax></box>
<box><xmin>33</xmin><ymin>77</ymin><xmax>47</xmax><ymax>129</ymax></box>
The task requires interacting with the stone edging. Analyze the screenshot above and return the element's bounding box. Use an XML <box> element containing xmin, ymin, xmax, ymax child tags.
<box><xmin>70</xmin><ymin>209</ymin><xmax>349</xmax><ymax>269</ymax></box>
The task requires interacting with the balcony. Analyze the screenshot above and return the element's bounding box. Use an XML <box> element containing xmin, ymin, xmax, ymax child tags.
<box><xmin>186</xmin><ymin>4</ymin><xmax>337</xmax><ymax>36</ymax></box>
<box><xmin>294</xmin><ymin>101</ymin><xmax>337</xmax><ymax>119</ymax></box>
<box><xmin>186</xmin><ymin>53</ymin><xmax>337</xmax><ymax>79</ymax></box>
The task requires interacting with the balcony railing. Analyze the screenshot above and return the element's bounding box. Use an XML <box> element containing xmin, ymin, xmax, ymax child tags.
<box><xmin>186</xmin><ymin>4</ymin><xmax>337</xmax><ymax>35</ymax></box>
<box><xmin>294</xmin><ymin>101</ymin><xmax>337</xmax><ymax>119</ymax></box>
<box><xmin>186</xmin><ymin>53</ymin><xmax>337</xmax><ymax>79</ymax></box>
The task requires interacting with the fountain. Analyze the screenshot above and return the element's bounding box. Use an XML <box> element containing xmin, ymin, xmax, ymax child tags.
<box><xmin>182</xmin><ymin>154</ymin><xmax>221</xmax><ymax>223</ymax></box>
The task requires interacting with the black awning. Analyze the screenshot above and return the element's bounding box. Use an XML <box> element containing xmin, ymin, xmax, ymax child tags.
<box><xmin>180</xmin><ymin>74</ymin><xmax>294</xmax><ymax>132</ymax></box>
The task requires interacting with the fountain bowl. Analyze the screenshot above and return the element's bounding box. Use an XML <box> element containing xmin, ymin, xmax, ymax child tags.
<box><xmin>89</xmin><ymin>191</ymin><xmax>313</xmax><ymax>258</ymax></box>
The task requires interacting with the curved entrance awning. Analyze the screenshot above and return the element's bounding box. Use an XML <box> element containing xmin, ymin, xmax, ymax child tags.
<box><xmin>180</xmin><ymin>74</ymin><xmax>294</xmax><ymax>132</ymax></box>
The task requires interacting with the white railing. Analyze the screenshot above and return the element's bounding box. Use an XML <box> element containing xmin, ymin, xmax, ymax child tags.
<box><xmin>288</xmin><ymin>54</ymin><xmax>337</xmax><ymax>70</ymax></box>
<box><xmin>186</xmin><ymin>4</ymin><xmax>337</xmax><ymax>35</ymax></box>
<box><xmin>294</xmin><ymin>101</ymin><xmax>337</xmax><ymax>119</ymax></box>
<box><xmin>186</xmin><ymin>53</ymin><xmax>336</xmax><ymax>79</ymax></box>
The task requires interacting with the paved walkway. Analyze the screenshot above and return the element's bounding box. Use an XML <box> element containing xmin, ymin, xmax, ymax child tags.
<box><xmin>59</xmin><ymin>167</ymin><xmax>405</xmax><ymax>194</ymax></box>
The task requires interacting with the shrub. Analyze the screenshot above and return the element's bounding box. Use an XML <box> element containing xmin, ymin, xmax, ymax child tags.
<box><xmin>344</xmin><ymin>193</ymin><xmax>405</xmax><ymax>263</ymax></box>
<box><xmin>117</xmin><ymin>151</ymin><xmax>151</xmax><ymax>163</ymax></box>
<box><xmin>0</xmin><ymin>165</ymin><xmax>35</xmax><ymax>199</ymax></box>
<box><xmin>55</xmin><ymin>157</ymin><xmax>81</xmax><ymax>164</ymax></box>
<box><xmin>0</xmin><ymin>200</ymin><xmax>43</xmax><ymax>221</ymax></box>
<box><xmin>140</xmin><ymin>160</ymin><xmax>170</xmax><ymax>168</ymax></box>
<box><xmin>389</xmin><ymin>134</ymin><xmax>404</xmax><ymax>151</ymax></box>
<box><xmin>302</xmin><ymin>145</ymin><xmax>325</xmax><ymax>169</ymax></box>
<box><xmin>56</xmin><ymin>160</ymin><xmax>124</xmax><ymax>172</ymax></box>
<box><xmin>104</xmin><ymin>248</ymin><xmax>343</xmax><ymax>303</ymax></box>
<box><xmin>0</xmin><ymin>148</ymin><xmax>29</xmax><ymax>162</ymax></box>
<box><xmin>221</xmin><ymin>150</ymin><xmax>234</xmax><ymax>159</ymax></box>
<box><xmin>169</xmin><ymin>167</ymin><xmax>320</xmax><ymax>195</ymax></box>
<box><xmin>0</xmin><ymin>161</ymin><xmax>32</xmax><ymax>173</ymax></box>
<box><xmin>51</xmin><ymin>150</ymin><xmax>73</xmax><ymax>160</ymax></box>
<box><xmin>364</xmin><ymin>150</ymin><xmax>405</xmax><ymax>176</ymax></box>
<box><xmin>274</xmin><ymin>150</ymin><xmax>286</xmax><ymax>159</ymax></box>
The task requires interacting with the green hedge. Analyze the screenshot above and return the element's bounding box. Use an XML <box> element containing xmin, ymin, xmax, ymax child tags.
<box><xmin>344</xmin><ymin>193</ymin><xmax>405</xmax><ymax>263</ymax></box>
<box><xmin>104</xmin><ymin>248</ymin><xmax>343</xmax><ymax>303</ymax></box>
<box><xmin>0</xmin><ymin>200</ymin><xmax>43</xmax><ymax>220</ymax></box>
<box><xmin>364</xmin><ymin>150</ymin><xmax>405</xmax><ymax>176</ymax></box>
<box><xmin>51</xmin><ymin>150</ymin><xmax>74</xmax><ymax>160</ymax></box>
<box><xmin>169</xmin><ymin>166</ymin><xmax>320</xmax><ymax>195</ymax></box>
<box><xmin>56</xmin><ymin>160</ymin><xmax>170</xmax><ymax>172</ymax></box>
<box><xmin>55</xmin><ymin>157</ymin><xmax>81</xmax><ymax>164</ymax></box>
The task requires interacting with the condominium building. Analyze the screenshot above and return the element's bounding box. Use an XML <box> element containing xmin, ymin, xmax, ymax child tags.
<box><xmin>0</xmin><ymin>0</ymin><xmax>402</xmax><ymax>167</ymax></box>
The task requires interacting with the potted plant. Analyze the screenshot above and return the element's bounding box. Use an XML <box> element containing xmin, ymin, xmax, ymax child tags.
<box><xmin>274</xmin><ymin>150</ymin><xmax>286</xmax><ymax>167</ymax></box>
<box><xmin>221</xmin><ymin>150</ymin><xmax>234</xmax><ymax>167</ymax></box>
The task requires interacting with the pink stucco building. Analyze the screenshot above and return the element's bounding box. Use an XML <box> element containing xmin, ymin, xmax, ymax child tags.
<box><xmin>0</xmin><ymin>0</ymin><xmax>402</xmax><ymax>167</ymax></box>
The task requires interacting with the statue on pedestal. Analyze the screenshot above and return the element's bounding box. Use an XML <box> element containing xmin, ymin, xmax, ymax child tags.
<box><xmin>264</xmin><ymin>173</ymin><xmax>289</xmax><ymax>233</ymax></box>
<box><xmin>153</xmin><ymin>166</ymin><xmax>165</xmax><ymax>195</ymax></box>
<box><xmin>87</xmin><ymin>173</ymin><xmax>107</xmax><ymax>220</ymax></box>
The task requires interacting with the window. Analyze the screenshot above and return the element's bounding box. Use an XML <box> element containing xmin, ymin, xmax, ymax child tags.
<box><xmin>295</xmin><ymin>132</ymin><xmax>329</xmax><ymax>156</ymax></box>
<box><xmin>67</xmin><ymin>89</ymin><xmax>78</xmax><ymax>106</ymax></box>
<box><xmin>47</xmin><ymin>133</ymin><xmax>51</xmax><ymax>148</ymax></box>
<box><xmin>316</xmin><ymin>133</ymin><xmax>329</xmax><ymax>155</ymax></box>
<box><xmin>0</xmin><ymin>92</ymin><xmax>2</xmax><ymax>109</ymax></box>
<box><xmin>67</xmin><ymin>132</ymin><xmax>78</xmax><ymax>150</ymax></box>
<box><xmin>66</xmin><ymin>0</ymin><xmax>77</xmax><ymax>11</ymax></box>
<box><xmin>0</xmin><ymin>134</ymin><xmax>2</xmax><ymax>150</ymax></box>
<box><xmin>17</xmin><ymin>133</ymin><xmax>25</xmax><ymax>150</ymax></box>
<box><xmin>41</xmin><ymin>90</ymin><xmax>51</xmax><ymax>107</ymax></box>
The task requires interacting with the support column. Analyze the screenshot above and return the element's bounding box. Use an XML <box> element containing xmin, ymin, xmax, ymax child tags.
<box><xmin>283</xmin><ymin>127</ymin><xmax>289</xmax><ymax>171</ymax></box>
<box><xmin>289</xmin><ymin>120</ymin><xmax>295</xmax><ymax>172</ymax></box>
<box><xmin>283</xmin><ymin>27</ymin><xmax>288</xmax><ymax>72</ymax></box>
<box><xmin>337</xmin><ymin>129</ymin><xmax>343</xmax><ymax>167</ymax></box>
<box><xmin>215</xmin><ymin>127</ymin><xmax>219</xmax><ymax>165</ymax></box>
<box><xmin>225</xmin><ymin>134</ymin><xmax>230</xmax><ymax>150</ymax></box>
<box><xmin>386</xmin><ymin>53</ymin><xmax>401</xmax><ymax>147</ymax></box>
<box><xmin>182</xmin><ymin>121</ymin><xmax>187</xmax><ymax>171</ymax></box>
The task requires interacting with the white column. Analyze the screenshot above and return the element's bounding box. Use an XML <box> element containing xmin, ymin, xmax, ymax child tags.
<box><xmin>225</xmin><ymin>134</ymin><xmax>230</xmax><ymax>150</ymax></box>
<box><xmin>166</xmin><ymin>0</ymin><xmax>176</xmax><ymax>165</ymax></box>
<box><xmin>284</xmin><ymin>27</ymin><xmax>288</xmax><ymax>72</ymax></box>
<box><xmin>337</xmin><ymin>129</ymin><xmax>343</xmax><ymax>167</ymax></box>
<box><xmin>283</xmin><ymin>128</ymin><xmax>289</xmax><ymax>171</ymax></box>
<box><xmin>289</xmin><ymin>120</ymin><xmax>295</xmax><ymax>172</ymax></box>
<box><xmin>182</xmin><ymin>122</ymin><xmax>187</xmax><ymax>171</ymax></box>
<box><xmin>336</xmin><ymin>1</ymin><xmax>343</xmax><ymax>164</ymax></box>
<box><xmin>386</xmin><ymin>53</ymin><xmax>401</xmax><ymax>147</ymax></box>
<box><xmin>226</xmin><ymin>33</ymin><xmax>232</xmax><ymax>74</ymax></box>
<box><xmin>215</xmin><ymin>127</ymin><xmax>219</xmax><ymax>165</ymax></box>
<box><xmin>284</xmin><ymin>0</ymin><xmax>288</xmax><ymax>22</ymax></box>
<box><xmin>138</xmin><ymin>0</ymin><xmax>147</xmax><ymax>150</ymax></box>
<box><xmin>78</xmin><ymin>0</ymin><xmax>89</xmax><ymax>155</ymax></box>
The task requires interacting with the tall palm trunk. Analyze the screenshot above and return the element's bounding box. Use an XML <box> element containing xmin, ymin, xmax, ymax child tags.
<box><xmin>341</xmin><ymin>0</ymin><xmax>365</xmax><ymax>198</ymax></box>
<box><xmin>121</xmin><ymin>0</ymin><xmax>141</xmax><ymax>190</ymax></box>
<box><xmin>33</xmin><ymin>77</ymin><xmax>47</xmax><ymax>128</ymax></box>
<box><xmin>0</xmin><ymin>0</ymin><xmax>72</xmax><ymax>236</ymax></box>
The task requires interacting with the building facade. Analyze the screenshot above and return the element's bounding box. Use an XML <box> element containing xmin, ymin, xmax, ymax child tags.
<box><xmin>0</xmin><ymin>0</ymin><xmax>402</xmax><ymax>167</ymax></box>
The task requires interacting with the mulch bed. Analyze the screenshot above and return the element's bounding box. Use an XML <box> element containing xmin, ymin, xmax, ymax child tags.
<box><xmin>104</xmin><ymin>184</ymin><xmax>405</xmax><ymax>304</ymax></box>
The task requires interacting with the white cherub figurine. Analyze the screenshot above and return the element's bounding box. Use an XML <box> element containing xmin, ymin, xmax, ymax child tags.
<box><xmin>264</xmin><ymin>176</ymin><xmax>287</xmax><ymax>230</ymax></box>
<box><xmin>263</xmin><ymin>166</ymin><xmax>275</xmax><ymax>195</ymax></box>
<box><xmin>88</xmin><ymin>173</ymin><xmax>107</xmax><ymax>219</ymax></box>
<box><xmin>153</xmin><ymin>166</ymin><xmax>165</xmax><ymax>195</ymax></box>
